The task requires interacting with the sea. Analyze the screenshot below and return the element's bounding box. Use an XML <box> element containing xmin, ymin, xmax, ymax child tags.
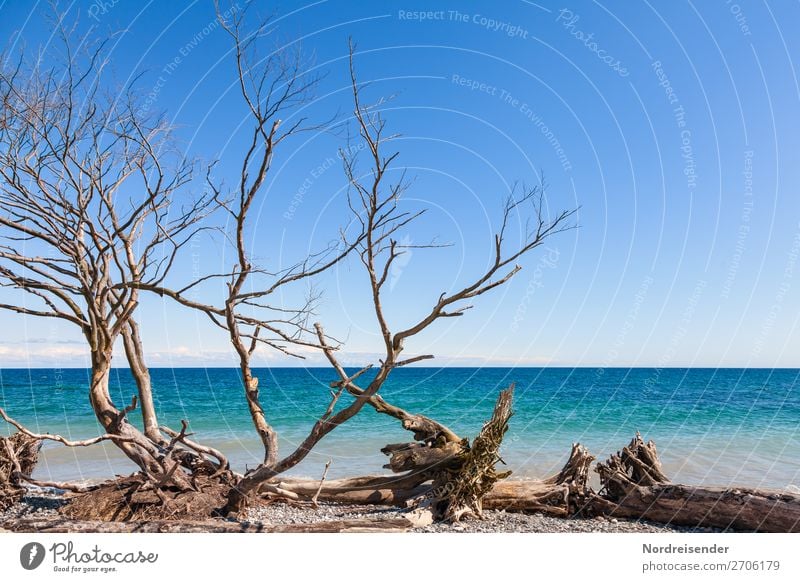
<box><xmin>1</xmin><ymin>367</ymin><xmax>798</xmax><ymax>490</ymax></box>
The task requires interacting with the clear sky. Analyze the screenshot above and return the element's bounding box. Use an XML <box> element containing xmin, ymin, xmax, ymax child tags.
<box><xmin>1</xmin><ymin>0</ymin><xmax>799</xmax><ymax>368</ymax></box>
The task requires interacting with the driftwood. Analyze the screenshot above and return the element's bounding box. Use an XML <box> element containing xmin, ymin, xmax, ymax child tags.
<box><xmin>62</xmin><ymin>472</ymin><xmax>238</xmax><ymax>522</ymax></box>
<box><xmin>7</xmin><ymin>416</ymin><xmax>799</xmax><ymax>532</ymax></box>
<box><xmin>425</xmin><ymin>386</ymin><xmax>516</xmax><ymax>521</ymax></box>
<box><xmin>262</xmin><ymin>474</ymin><xmax>431</xmax><ymax>506</ymax></box>
<box><xmin>270</xmin><ymin>442</ymin><xmax>596</xmax><ymax>519</ymax></box>
<box><xmin>483</xmin><ymin>443</ymin><xmax>595</xmax><ymax>516</ymax></box>
<box><xmin>594</xmin><ymin>433</ymin><xmax>800</xmax><ymax>532</ymax></box>
<box><xmin>374</xmin><ymin>386</ymin><xmax>516</xmax><ymax>522</ymax></box>
<box><xmin>0</xmin><ymin>432</ymin><xmax>41</xmax><ymax>510</ymax></box>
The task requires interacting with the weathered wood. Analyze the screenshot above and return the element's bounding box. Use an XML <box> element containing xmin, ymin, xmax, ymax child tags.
<box><xmin>382</xmin><ymin>441</ymin><xmax>464</xmax><ymax>473</ymax></box>
<box><xmin>428</xmin><ymin>385</ymin><xmax>515</xmax><ymax>521</ymax></box>
<box><xmin>0</xmin><ymin>432</ymin><xmax>41</xmax><ymax>511</ymax></box>
<box><xmin>273</xmin><ymin>474</ymin><xmax>575</xmax><ymax>512</ymax></box>
<box><xmin>267</xmin><ymin>473</ymin><xmax>431</xmax><ymax>506</ymax></box>
<box><xmin>271</xmin><ymin>441</ymin><xmax>597</xmax><ymax>520</ymax></box>
<box><xmin>484</xmin><ymin>443</ymin><xmax>596</xmax><ymax>516</ymax></box>
<box><xmin>1</xmin><ymin>517</ymin><xmax>413</xmax><ymax>533</ymax></box>
<box><xmin>598</xmin><ymin>483</ymin><xmax>800</xmax><ymax>532</ymax></box>
<box><xmin>595</xmin><ymin>433</ymin><xmax>800</xmax><ymax>532</ymax></box>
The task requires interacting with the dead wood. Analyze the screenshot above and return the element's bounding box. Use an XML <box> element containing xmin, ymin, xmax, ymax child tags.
<box><xmin>594</xmin><ymin>433</ymin><xmax>800</xmax><ymax>532</ymax></box>
<box><xmin>62</xmin><ymin>473</ymin><xmax>237</xmax><ymax>522</ymax></box>
<box><xmin>255</xmin><ymin>442</ymin><xmax>596</xmax><ymax>519</ymax></box>
<box><xmin>0</xmin><ymin>432</ymin><xmax>41</xmax><ymax>510</ymax></box>
<box><xmin>425</xmin><ymin>386</ymin><xmax>515</xmax><ymax>522</ymax></box>
<box><xmin>263</xmin><ymin>473</ymin><xmax>432</xmax><ymax>506</ymax></box>
<box><xmin>484</xmin><ymin>443</ymin><xmax>596</xmax><ymax>516</ymax></box>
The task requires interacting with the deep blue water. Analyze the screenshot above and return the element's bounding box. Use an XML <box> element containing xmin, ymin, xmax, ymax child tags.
<box><xmin>1</xmin><ymin>367</ymin><xmax>798</xmax><ymax>489</ymax></box>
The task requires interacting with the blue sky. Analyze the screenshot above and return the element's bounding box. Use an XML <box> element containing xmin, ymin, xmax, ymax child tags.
<box><xmin>1</xmin><ymin>0</ymin><xmax>799</xmax><ymax>368</ymax></box>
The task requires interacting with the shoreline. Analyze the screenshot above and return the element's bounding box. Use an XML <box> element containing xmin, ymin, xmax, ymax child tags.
<box><xmin>0</xmin><ymin>487</ymin><xmax>722</xmax><ymax>534</ymax></box>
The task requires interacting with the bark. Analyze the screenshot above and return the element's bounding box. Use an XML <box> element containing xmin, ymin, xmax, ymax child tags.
<box><xmin>122</xmin><ymin>319</ymin><xmax>161</xmax><ymax>443</ymax></box>
<box><xmin>86</xmin><ymin>347</ymin><xmax>192</xmax><ymax>491</ymax></box>
<box><xmin>241</xmin><ymin>367</ymin><xmax>278</xmax><ymax>466</ymax></box>
<box><xmin>595</xmin><ymin>483</ymin><xmax>800</xmax><ymax>532</ymax></box>
<box><xmin>381</xmin><ymin>441</ymin><xmax>465</xmax><ymax>473</ymax></box>
<box><xmin>88</xmin><ymin>348</ymin><xmax>160</xmax><ymax>475</ymax></box>
<box><xmin>595</xmin><ymin>434</ymin><xmax>800</xmax><ymax>532</ymax></box>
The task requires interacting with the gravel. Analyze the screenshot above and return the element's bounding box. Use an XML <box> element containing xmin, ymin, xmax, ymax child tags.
<box><xmin>245</xmin><ymin>502</ymin><xmax>722</xmax><ymax>533</ymax></box>
<box><xmin>0</xmin><ymin>489</ymin><xmax>67</xmax><ymax>522</ymax></box>
<box><xmin>2</xmin><ymin>491</ymin><xmax>722</xmax><ymax>533</ymax></box>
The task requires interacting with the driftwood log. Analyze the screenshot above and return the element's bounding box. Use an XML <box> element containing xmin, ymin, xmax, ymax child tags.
<box><xmin>371</xmin><ymin>386</ymin><xmax>517</xmax><ymax>522</ymax></box>
<box><xmin>0</xmin><ymin>432</ymin><xmax>41</xmax><ymax>511</ymax></box>
<box><xmin>594</xmin><ymin>433</ymin><xmax>800</xmax><ymax>532</ymax></box>
<box><xmin>267</xmin><ymin>442</ymin><xmax>596</xmax><ymax>519</ymax></box>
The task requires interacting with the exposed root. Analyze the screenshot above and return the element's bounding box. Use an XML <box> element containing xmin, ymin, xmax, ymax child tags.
<box><xmin>593</xmin><ymin>433</ymin><xmax>800</xmax><ymax>532</ymax></box>
<box><xmin>484</xmin><ymin>443</ymin><xmax>595</xmax><ymax>517</ymax></box>
<box><xmin>428</xmin><ymin>385</ymin><xmax>515</xmax><ymax>522</ymax></box>
<box><xmin>595</xmin><ymin>432</ymin><xmax>669</xmax><ymax>499</ymax></box>
<box><xmin>0</xmin><ymin>432</ymin><xmax>41</xmax><ymax>510</ymax></box>
<box><xmin>62</xmin><ymin>472</ymin><xmax>237</xmax><ymax>522</ymax></box>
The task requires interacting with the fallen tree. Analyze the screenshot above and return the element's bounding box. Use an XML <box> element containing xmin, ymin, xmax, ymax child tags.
<box><xmin>259</xmin><ymin>440</ymin><xmax>597</xmax><ymax>521</ymax></box>
<box><xmin>11</xmin><ymin>5</ymin><xmax>792</xmax><ymax>534</ymax></box>
<box><xmin>250</xmin><ymin>434</ymin><xmax>800</xmax><ymax>532</ymax></box>
<box><xmin>593</xmin><ymin>433</ymin><xmax>800</xmax><ymax>533</ymax></box>
<box><xmin>0</xmin><ymin>432</ymin><xmax>40</xmax><ymax>511</ymax></box>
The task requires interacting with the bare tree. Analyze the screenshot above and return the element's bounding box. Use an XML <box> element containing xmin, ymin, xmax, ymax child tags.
<box><xmin>222</xmin><ymin>43</ymin><xmax>578</xmax><ymax>514</ymax></box>
<box><xmin>123</xmin><ymin>2</ymin><xmax>365</xmax><ymax>475</ymax></box>
<box><xmin>0</xmin><ymin>8</ymin><xmax>577</xmax><ymax>522</ymax></box>
<box><xmin>0</xmin><ymin>21</ymin><xmax>220</xmax><ymax>486</ymax></box>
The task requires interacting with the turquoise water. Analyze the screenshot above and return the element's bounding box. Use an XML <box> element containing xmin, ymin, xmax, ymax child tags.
<box><xmin>1</xmin><ymin>367</ymin><xmax>798</xmax><ymax>489</ymax></box>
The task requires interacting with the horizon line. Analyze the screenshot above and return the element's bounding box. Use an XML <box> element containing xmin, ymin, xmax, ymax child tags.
<box><xmin>2</xmin><ymin>365</ymin><xmax>800</xmax><ymax>371</ymax></box>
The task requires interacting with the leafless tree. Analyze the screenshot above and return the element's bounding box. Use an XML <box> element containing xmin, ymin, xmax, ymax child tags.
<box><xmin>0</xmin><ymin>7</ymin><xmax>576</xmax><ymax>521</ymax></box>
<box><xmin>222</xmin><ymin>43</ymin><xmax>578</xmax><ymax>513</ymax></box>
<box><xmin>0</xmin><ymin>21</ymin><xmax>222</xmax><ymax>487</ymax></box>
<box><xmin>122</xmin><ymin>2</ymin><xmax>365</xmax><ymax>475</ymax></box>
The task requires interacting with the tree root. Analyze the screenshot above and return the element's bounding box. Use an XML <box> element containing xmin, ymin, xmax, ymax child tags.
<box><xmin>62</xmin><ymin>472</ymin><xmax>238</xmax><ymax>522</ymax></box>
<box><xmin>0</xmin><ymin>432</ymin><xmax>41</xmax><ymax>510</ymax></box>
<box><xmin>592</xmin><ymin>433</ymin><xmax>800</xmax><ymax>532</ymax></box>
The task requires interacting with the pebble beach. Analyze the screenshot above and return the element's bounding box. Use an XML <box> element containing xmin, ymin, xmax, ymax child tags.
<box><xmin>0</xmin><ymin>488</ymin><xmax>722</xmax><ymax>534</ymax></box>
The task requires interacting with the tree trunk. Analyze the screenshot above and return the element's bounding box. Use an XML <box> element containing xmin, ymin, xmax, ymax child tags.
<box><xmin>122</xmin><ymin>320</ymin><xmax>161</xmax><ymax>443</ymax></box>
<box><xmin>87</xmin><ymin>348</ymin><xmax>168</xmax><ymax>480</ymax></box>
<box><xmin>260</xmin><ymin>473</ymin><xmax>432</xmax><ymax>506</ymax></box>
<box><xmin>594</xmin><ymin>434</ymin><xmax>800</xmax><ymax>532</ymax></box>
<box><xmin>241</xmin><ymin>368</ymin><xmax>278</xmax><ymax>466</ymax></box>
